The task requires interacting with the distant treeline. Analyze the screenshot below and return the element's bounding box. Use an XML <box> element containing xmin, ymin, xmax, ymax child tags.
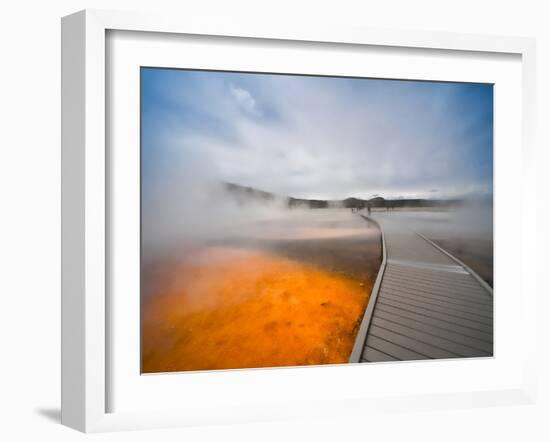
<box><xmin>224</xmin><ymin>182</ymin><xmax>276</xmax><ymax>204</ymax></box>
<box><xmin>224</xmin><ymin>182</ymin><xmax>463</xmax><ymax>209</ymax></box>
<box><xmin>287</xmin><ymin>196</ymin><xmax>462</xmax><ymax>209</ymax></box>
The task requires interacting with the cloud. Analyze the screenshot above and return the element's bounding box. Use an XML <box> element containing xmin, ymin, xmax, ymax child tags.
<box><xmin>141</xmin><ymin>69</ymin><xmax>493</xmax><ymax>201</ymax></box>
<box><xmin>229</xmin><ymin>84</ymin><xmax>261</xmax><ymax>116</ymax></box>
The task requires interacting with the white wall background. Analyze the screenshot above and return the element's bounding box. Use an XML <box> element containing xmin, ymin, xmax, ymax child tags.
<box><xmin>0</xmin><ymin>1</ymin><xmax>548</xmax><ymax>441</ymax></box>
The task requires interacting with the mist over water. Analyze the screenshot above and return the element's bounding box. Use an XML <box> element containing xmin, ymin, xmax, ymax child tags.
<box><xmin>142</xmin><ymin>178</ymin><xmax>281</xmax><ymax>262</ymax></box>
<box><xmin>141</xmin><ymin>70</ymin><xmax>494</xmax><ymax>270</ymax></box>
<box><xmin>384</xmin><ymin>203</ymin><xmax>493</xmax><ymax>242</ymax></box>
<box><xmin>141</xmin><ymin>177</ymin><xmax>381</xmax><ymax>265</ymax></box>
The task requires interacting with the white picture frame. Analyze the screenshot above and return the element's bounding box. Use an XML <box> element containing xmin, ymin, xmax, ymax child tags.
<box><xmin>61</xmin><ymin>9</ymin><xmax>537</xmax><ymax>433</ymax></box>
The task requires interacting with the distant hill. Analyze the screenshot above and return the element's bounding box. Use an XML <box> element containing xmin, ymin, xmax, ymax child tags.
<box><xmin>223</xmin><ymin>182</ymin><xmax>462</xmax><ymax>209</ymax></box>
<box><xmin>288</xmin><ymin>197</ymin><xmax>329</xmax><ymax>208</ymax></box>
<box><xmin>224</xmin><ymin>182</ymin><xmax>278</xmax><ymax>204</ymax></box>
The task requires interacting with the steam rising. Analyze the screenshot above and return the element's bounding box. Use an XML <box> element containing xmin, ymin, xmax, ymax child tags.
<box><xmin>141</xmin><ymin>176</ymin><xmax>291</xmax><ymax>261</ymax></box>
<box><xmin>141</xmin><ymin>69</ymin><xmax>493</xmax><ymax>262</ymax></box>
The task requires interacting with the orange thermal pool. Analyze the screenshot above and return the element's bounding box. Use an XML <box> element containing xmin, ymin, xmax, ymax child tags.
<box><xmin>142</xmin><ymin>246</ymin><xmax>372</xmax><ymax>372</ymax></box>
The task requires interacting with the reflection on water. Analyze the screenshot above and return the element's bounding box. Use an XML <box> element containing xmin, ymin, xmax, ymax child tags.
<box><xmin>141</xmin><ymin>210</ymin><xmax>381</xmax><ymax>373</ymax></box>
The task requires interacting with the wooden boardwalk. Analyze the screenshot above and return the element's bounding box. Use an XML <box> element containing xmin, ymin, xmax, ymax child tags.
<box><xmin>350</xmin><ymin>213</ymin><xmax>493</xmax><ymax>363</ymax></box>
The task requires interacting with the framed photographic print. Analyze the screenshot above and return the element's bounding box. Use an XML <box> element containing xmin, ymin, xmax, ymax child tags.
<box><xmin>61</xmin><ymin>9</ymin><xmax>537</xmax><ymax>432</ymax></box>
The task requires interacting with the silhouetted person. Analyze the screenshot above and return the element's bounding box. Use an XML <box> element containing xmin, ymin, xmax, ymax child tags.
<box><xmin>367</xmin><ymin>203</ymin><xmax>371</xmax><ymax>216</ymax></box>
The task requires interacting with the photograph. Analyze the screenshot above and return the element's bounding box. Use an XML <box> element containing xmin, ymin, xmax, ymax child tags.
<box><xmin>140</xmin><ymin>68</ymin><xmax>494</xmax><ymax>374</ymax></box>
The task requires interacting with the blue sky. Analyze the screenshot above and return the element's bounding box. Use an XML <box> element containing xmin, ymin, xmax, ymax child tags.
<box><xmin>141</xmin><ymin>68</ymin><xmax>493</xmax><ymax>200</ymax></box>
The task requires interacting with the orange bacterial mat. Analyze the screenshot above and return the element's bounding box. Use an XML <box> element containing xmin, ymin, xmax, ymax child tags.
<box><xmin>142</xmin><ymin>246</ymin><xmax>372</xmax><ymax>372</ymax></box>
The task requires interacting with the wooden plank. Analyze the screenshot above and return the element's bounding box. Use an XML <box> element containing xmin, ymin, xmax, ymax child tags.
<box><xmin>382</xmin><ymin>276</ymin><xmax>488</xmax><ymax>300</ymax></box>
<box><xmin>386</xmin><ymin>278</ymin><xmax>492</xmax><ymax>306</ymax></box>
<box><xmin>375</xmin><ymin>303</ymin><xmax>493</xmax><ymax>343</ymax></box>
<box><xmin>386</xmin><ymin>258</ymin><xmax>460</xmax><ymax>271</ymax></box>
<box><xmin>386</xmin><ymin>262</ymin><xmax>478</xmax><ymax>279</ymax></box>
<box><xmin>387</xmin><ymin>260</ymin><xmax>468</xmax><ymax>274</ymax></box>
<box><xmin>381</xmin><ymin>286</ymin><xmax>493</xmax><ymax>318</ymax></box>
<box><xmin>371</xmin><ymin>315</ymin><xmax>491</xmax><ymax>356</ymax></box>
<box><xmin>384</xmin><ymin>272</ymin><xmax>489</xmax><ymax>296</ymax></box>
<box><xmin>365</xmin><ymin>335</ymin><xmax>429</xmax><ymax>361</ymax></box>
<box><xmin>379</xmin><ymin>291</ymin><xmax>493</xmax><ymax>324</ymax></box>
<box><xmin>384</xmin><ymin>276</ymin><xmax>482</xmax><ymax>294</ymax></box>
<box><xmin>383</xmin><ymin>280</ymin><xmax>485</xmax><ymax>300</ymax></box>
<box><xmin>377</xmin><ymin>280</ymin><xmax>493</xmax><ymax>310</ymax></box>
<box><xmin>361</xmin><ymin>346</ymin><xmax>398</xmax><ymax>362</ymax></box>
<box><xmin>368</xmin><ymin>325</ymin><xmax>460</xmax><ymax>359</ymax></box>
<box><xmin>377</xmin><ymin>298</ymin><xmax>493</xmax><ymax>334</ymax></box>
<box><xmin>374</xmin><ymin>308</ymin><xmax>493</xmax><ymax>352</ymax></box>
<box><xmin>384</xmin><ymin>268</ymin><xmax>484</xmax><ymax>290</ymax></box>
<box><xmin>385</xmin><ymin>251</ymin><xmax>452</xmax><ymax>265</ymax></box>
<box><xmin>382</xmin><ymin>275</ymin><xmax>490</xmax><ymax>302</ymax></box>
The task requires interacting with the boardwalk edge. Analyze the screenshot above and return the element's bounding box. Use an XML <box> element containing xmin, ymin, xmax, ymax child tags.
<box><xmin>415</xmin><ymin>232</ymin><xmax>493</xmax><ymax>298</ymax></box>
<box><xmin>349</xmin><ymin>215</ymin><xmax>387</xmax><ymax>363</ymax></box>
